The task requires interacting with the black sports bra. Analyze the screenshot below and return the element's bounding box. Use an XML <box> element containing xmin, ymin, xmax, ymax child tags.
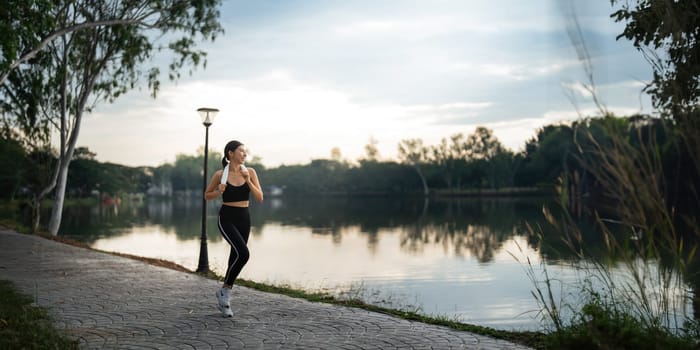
<box><xmin>222</xmin><ymin>181</ymin><xmax>250</xmax><ymax>202</ymax></box>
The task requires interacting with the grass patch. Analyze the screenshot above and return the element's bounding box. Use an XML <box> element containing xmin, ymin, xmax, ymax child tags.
<box><xmin>0</xmin><ymin>280</ymin><xmax>79</xmax><ymax>350</ymax></box>
<box><xmin>0</xmin><ymin>219</ymin><xmax>30</xmax><ymax>234</ymax></box>
<box><xmin>541</xmin><ymin>299</ymin><xmax>700</xmax><ymax>350</ymax></box>
<box><xmin>0</xmin><ymin>201</ymin><xmax>30</xmax><ymax>234</ymax></box>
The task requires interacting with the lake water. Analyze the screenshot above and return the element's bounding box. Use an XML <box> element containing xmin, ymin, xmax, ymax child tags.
<box><xmin>55</xmin><ymin>195</ymin><xmax>695</xmax><ymax>331</ymax></box>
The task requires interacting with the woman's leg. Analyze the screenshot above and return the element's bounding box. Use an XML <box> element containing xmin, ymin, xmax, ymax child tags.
<box><xmin>217</xmin><ymin>208</ymin><xmax>251</xmax><ymax>286</ymax></box>
<box><xmin>215</xmin><ymin>207</ymin><xmax>251</xmax><ymax>317</ymax></box>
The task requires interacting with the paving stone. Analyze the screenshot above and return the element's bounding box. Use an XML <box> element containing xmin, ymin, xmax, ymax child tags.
<box><xmin>0</xmin><ymin>229</ymin><xmax>533</xmax><ymax>349</ymax></box>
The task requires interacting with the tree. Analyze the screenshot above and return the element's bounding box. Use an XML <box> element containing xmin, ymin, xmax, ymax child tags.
<box><xmin>0</xmin><ymin>0</ymin><xmax>214</xmax><ymax>86</ymax></box>
<box><xmin>487</xmin><ymin>150</ymin><xmax>516</xmax><ymax>188</ymax></box>
<box><xmin>0</xmin><ymin>0</ymin><xmax>223</xmax><ymax>235</ymax></box>
<box><xmin>0</xmin><ymin>56</ymin><xmax>57</xmax><ymax>229</ymax></box>
<box><xmin>0</xmin><ymin>136</ymin><xmax>30</xmax><ymax>200</ymax></box>
<box><xmin>24</xmin><ymin>147</ymin><xmax>56</xmax><ymax>232</ymax></box>
<box><xmin>460</xmin><ymin>127</ymin><xmax>513</xmax><ymax>188</ymax></box>
<box><xmin>73</xmin><ymin>146</ymin><xmax>96</xmax><ymax>160</ymax></box>
<box><xmin>170</xmin><ymin>149</ymin><xmax>221</xmax><ymax>193</ymax></box>
<box><xmin>171</xmin><ymin>153</ymin><xmax>202</xmax><ymax>193</ymax></box>
<box><xmin>398</xmin><ymin>138</ymin><xmax>429</xmax><ymax>195</ymax></box>
<box><xmin>330</xmin><ymin>147</ymin><xmax>342</xmax><ymax>162</ymax></box>
<box><xmin>0</xmin><ymin>0</ymin><xmax>54</xmax><ymax>86</ymax></box>
<box><xmin>611</xmin><ymin>0</ymin><xmax>700</xmax><ymax>189</ymax></box>
<box><xmin>611</xmin><ymin>0</ymin><xmax>700</xmax><ymax>112</ymax></box>
<box><xmin>464</xmin><ymin>127</ymin><xmax>503</xmax><ymax>161</ymax></box>
<box><xmin>430</xmin><ymin>133</ymin><xmax>467</xmax><ymax>190</ymax></box>
<box><xmin>517</xmin><ymin>124</ymin><xmax>576</xmax><ymax>187</ymax></box>
<box><xmin>363</xmin><ymin>136</ymin><xmax>380</xmax><ymax>162</ymax></box>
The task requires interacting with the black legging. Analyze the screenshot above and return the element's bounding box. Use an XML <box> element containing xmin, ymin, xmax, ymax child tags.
<box><xmin>217</xmin><ymin>205</ymin><xmax>251</xmax><ymax>286</ymax></box>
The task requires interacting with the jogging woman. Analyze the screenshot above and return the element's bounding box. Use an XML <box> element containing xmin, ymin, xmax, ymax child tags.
<box><xmin>204</xmin><ymin>140</ymin><xmax>264</xmax><ymax>317</ymax></box>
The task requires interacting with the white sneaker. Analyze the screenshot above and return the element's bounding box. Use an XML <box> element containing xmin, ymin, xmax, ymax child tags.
<box><xmin>216</xmin><ymin>288</ymin><xmax>233</xmax><ymax>318</ymax></box>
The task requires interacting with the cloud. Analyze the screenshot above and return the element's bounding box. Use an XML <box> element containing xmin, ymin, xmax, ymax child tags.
<box><xmin>330</xmin><ymin>15</ymin><xmax>531</xmax><ymax>40</ymax></box>
<box><xmin>599</xmin><ymin>80</ymin><xmax>648</xmax><ymax>90</ymax></box>
<box><xmin>450</xmin><ymin>58</ymin><xmax>581</xmax><ymax>82</ymax></box>
<box><xmin>403</xmin><ymin>102</ymin><xmax>493</xmax><ymax>114</ymax></box>
<box><xmin>331</xmin><ymin>18</ymin><xmax>453</xmax><ymax>39</ymax></box>
<box><xmin>561</xmin><ymin>81</ymin><xmax>594</xmax><ymax>98</ymax></box>
<box><xmin>397</xmin><ymin>102</ymin><xmax>493</xmax><ymax>126</ymax></box>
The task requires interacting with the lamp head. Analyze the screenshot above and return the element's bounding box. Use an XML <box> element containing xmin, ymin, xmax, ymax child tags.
<box><xmin>197</xmin><ymin>107</ymin><xmax>219</xmax><ymax>126</ymax></box>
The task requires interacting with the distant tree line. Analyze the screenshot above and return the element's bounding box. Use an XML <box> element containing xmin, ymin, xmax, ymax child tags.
<box><xmin>1</xmin><ymin>114</ymin><xmax>695</xmax><ymax>215</ymax></box>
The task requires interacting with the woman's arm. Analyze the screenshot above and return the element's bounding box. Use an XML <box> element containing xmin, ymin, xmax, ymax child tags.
<box><xmin>204</xmin><ymin>170</ymin><xmax>225</xmax><ymax>201</ymax></box>
<box><xmin>246</xmin><ymin>168</ymin><xmax>264</xmax><ymax>203</ymax></box>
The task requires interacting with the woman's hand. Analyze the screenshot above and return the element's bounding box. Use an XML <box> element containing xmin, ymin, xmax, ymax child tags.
<box><xmin>240</xmin><ymin>164</ymin><xmax>250</xmax><ymax>182</ymax></box>
<box><xmin>205</xmin><ymin>169</ymin><xmax>226</xmax><ymax>201</ymax></box>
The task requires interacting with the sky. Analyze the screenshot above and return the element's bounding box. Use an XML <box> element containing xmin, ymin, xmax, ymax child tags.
<box><xmin>78</xmin><ymin>0</ymin><xmax>654</xmax><ymax>168</ymax></box>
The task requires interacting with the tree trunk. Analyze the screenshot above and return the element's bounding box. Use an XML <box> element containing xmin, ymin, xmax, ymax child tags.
<box><xmin>48</xmin><ymin>158</ymin><xmax>70</xmax><ymax>235</ymax></box>
<box><xmin>414</xmin><ymin>165</ymin><xmax>429</xmax><ymax>196</ymax></box>
<box><xmin>47</xmin><ymin>104</ymin><xmax>82</xmax><ymax>236</ymax></box>
<box><xmin>31</xmin><ymin>196</ymin><xmax>41</xmax><ymax>234</ymax></box>
<box><xmin>442</xmin><ymin>172</ymin><xmax>453</xmax><ymax>192</ymax></box>
<box><xmin>48</xmin><ymin>37</ymin><xmax>75</xmax><ymax>236</ymax></box>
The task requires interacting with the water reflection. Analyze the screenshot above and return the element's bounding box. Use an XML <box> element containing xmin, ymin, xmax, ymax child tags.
<box><xmin>54</xmin><ymin>196</ymin><xmax>695</xmax><ymax>331</ymax></box>
<box><xmin>252</xmin><ymin>197</ymin><xmax>540</xmax><ymax>262</ymax></box>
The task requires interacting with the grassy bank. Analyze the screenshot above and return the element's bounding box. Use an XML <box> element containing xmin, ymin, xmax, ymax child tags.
<box><xmin>0</xmin><ymin>280</ymin><xmax>79</xmax><ymax>350</ymax></box>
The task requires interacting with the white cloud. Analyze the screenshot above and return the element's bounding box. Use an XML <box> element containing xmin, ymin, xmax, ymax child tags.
<box><xmin>450</xmin><ymin>59</ymin><xmax>581</xmax><ymax>81</ymax></box>
<box><xmin>403</xmin><ymin>102</ymin><xmax>492</xmax><ymax>114</ymax></box>
<box><xmin>599</xmin><ymin>80</ymin><xmax>649</xmax><ymax>90</ymax></box>
<box><xmin>561</xmin><ymin>81</ymin><xmax>594</xmax><ymax>98</ymax></box>
<box><xmin>331</xmin><ymin>16</ymin><xmax>510</xmax><ymax>40</ymax></box>
<box><xmin>561</xmin><ymin>78</ymin><xmax>649</xmax><ymax>100</ymax></box>
<box><xmin>332</xmin><ymin>19</ymin><xmax>438</xmax><ymax>38</ymax></box>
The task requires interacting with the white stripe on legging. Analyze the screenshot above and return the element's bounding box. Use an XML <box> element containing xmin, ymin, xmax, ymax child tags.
<box><xmin>217</xmin><ymin>214</ymin><xmax>240</xmax><ymax>284</ymax></box>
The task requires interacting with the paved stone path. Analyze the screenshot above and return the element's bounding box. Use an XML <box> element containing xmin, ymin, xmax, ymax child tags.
<box><xmin>0</xmin><ymin>229</ymin><xmax>533</xmax><ymax>349</ymax></box>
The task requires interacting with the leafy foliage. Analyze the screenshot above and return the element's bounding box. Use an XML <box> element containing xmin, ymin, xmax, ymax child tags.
<box><xmin>611</xmin><ymin>0</ymin><xmax>700</xmax><ymax>111</ymax></box>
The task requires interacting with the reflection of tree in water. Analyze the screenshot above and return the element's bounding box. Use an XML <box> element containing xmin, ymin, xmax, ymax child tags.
<box><xmin>320</xmin><ymin>196</ymin><xmax>550</xmax><ymax>263</ymax></box>
<box><xmin>159</xmin><ymin>198</ymin><xmax>211</xmax><ymax>240</ymax></box>
<box><xmin>55</xmin><ymin>198</ymin><xmax>149</xmax><ymax>240</ymax></box>
<box><xmin>310</xmin><ymin>225</ymin><xmax>343</xmax><ymax>245</ymax></box>
<box><xmin>58</xmin><ymin>196</ymin><xmax>553</xmax><ymax>262</ymax></box>
<box><xmin>219</xmin><ymin>196</ymin><xmax>550</xmax><ymax>261</ymax></box>
<box><xmin>399</xmin><ymin>216</ymin><xmax>519</xmax><ymax>263</ymax></box>
<box><xmin>57</xmin><ymin>197</ymin><xmax>205</xmax><ymax>242</ymax></box>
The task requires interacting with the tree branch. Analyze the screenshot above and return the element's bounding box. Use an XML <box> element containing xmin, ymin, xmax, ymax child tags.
<box><xmin>0</xmin><ymin>15</ymin><xmax>159</xmax><ymax>86</ymax></box>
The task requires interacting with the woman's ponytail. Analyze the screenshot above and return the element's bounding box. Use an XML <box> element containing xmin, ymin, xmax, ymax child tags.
<box><xmin>221</xmin><ymin>140</ymin><xmax>243</xmax><ymax>168</ymax></box>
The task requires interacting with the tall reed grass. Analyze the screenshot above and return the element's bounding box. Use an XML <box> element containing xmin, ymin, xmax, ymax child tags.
<box><xmin>515</xmin><ymin>116</ymin><xmax>700</xmax><ymax>349</ymax></box>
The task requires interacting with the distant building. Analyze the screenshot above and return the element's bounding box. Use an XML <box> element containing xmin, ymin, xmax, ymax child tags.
<box><xmin>268</xmin><ymin>185</ymin><xmax>284</xmax><ymax>197</ymax></box>
<box><xmin>147</xmin><ymin>181</ymin><xmax>173</xmax><ymax>197</ymax></box>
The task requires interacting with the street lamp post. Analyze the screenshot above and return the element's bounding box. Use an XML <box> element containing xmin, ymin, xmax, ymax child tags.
<box><xmin>196</xmin><ymin>107</ymin><xmax>219</xmax><ymax>273</ymax></box>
